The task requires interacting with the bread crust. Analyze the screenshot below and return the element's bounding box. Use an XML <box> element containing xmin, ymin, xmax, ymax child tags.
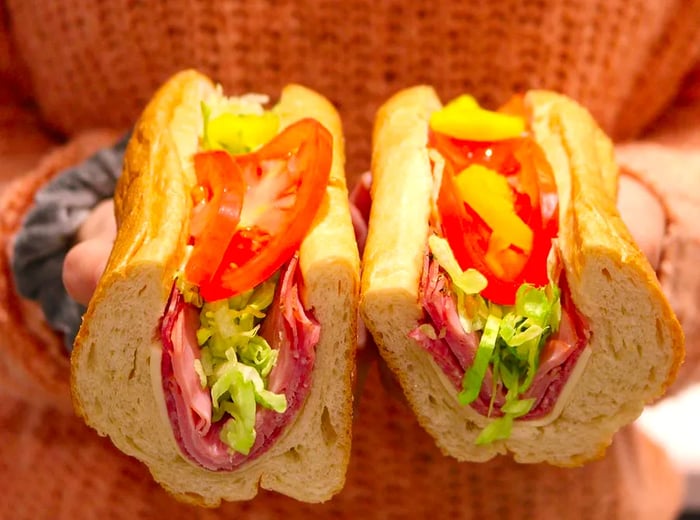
<box><xmin>360</xmin><ymin>86</ymin><xmax>684</xmax><ymax>466</ymax></box>
<box><xmin>71</xmin><ymin>70</ymin><xmax>359</xmax><ymax>504</ymax></box>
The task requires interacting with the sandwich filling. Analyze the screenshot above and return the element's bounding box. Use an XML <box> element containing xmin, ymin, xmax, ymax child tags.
<box><xmin>158</xmin><ymin>94</ymin><xmax>333</xmax><ymax>469</ymax></box>
<box><xmin>410</xmin><ymin>95</ymin><xmax>590</xmax><ymax>444</ymax></box>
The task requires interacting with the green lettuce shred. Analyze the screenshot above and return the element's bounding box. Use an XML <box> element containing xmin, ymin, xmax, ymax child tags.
<box><xmin>176</xmin><ymin>276</ymin><xmax>204</xmax><ymax>308</ymax></box>
<box><xmin>428</xmin><ymin>234</ymin><xmax>561</xmax><ymax>445</ymax></box>
<box><xmin>428</xmin><ymin>235</ymin><xmax>489</xmax><ymax>334</ymax></box>
<box><xmin>429</xmin><ymin>234</ymin><xmax>487</xmax><ymax>296</ymax></box>
<box><xmin>195</xmin><ymin>277</ymin><xmax>287</xmax><ymax>455</ymax></box>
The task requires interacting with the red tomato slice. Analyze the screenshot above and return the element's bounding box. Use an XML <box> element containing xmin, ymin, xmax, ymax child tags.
<box><xmin>429</xmin><ymin>131</ymin><xmax>521</xmax><ymax>177</ymax></box>
<box><xmin>195</xmin><ymin>118</ymin><xmax>333</xmax><ymax>301</ymax></box>
<box><xmin>185</xmin><ymin>151</ymin><xmax>245</xmax><ymax>287</ymax></box>
<box><xmin>431</xmin><ymin>130</ymin><xmax>559</xmax><ymax>305</ymax></box>
<box><xmin>514</xmin><ymin>138</ymin><xmax>559</xmax><ymax>230</ymax></box>
<box><xmin>436</xmin><ymin>159</ymin><xmax>528</xmax><ymax>303</ymax></box>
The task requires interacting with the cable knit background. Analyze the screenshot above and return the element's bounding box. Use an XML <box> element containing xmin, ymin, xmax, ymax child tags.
<box><xmin>6</xmin><ymin>0</ymin><xmax>700</xmax><ymax>176</ymax></box>
<box><xmin>1</xmin><ymin>1</ymin><xmax>700</xmax><ymax>518</ymax></box>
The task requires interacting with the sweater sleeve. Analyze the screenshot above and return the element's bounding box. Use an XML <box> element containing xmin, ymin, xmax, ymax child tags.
<box><xmin>615</xmin><ymin>69</ymin><xmax>700</xmax><ymax>395</ymax></box>
<box><xmin>0</xmin><ymin>129</ymin><xmax>122</xmax><ymax>410</ymax></box>
<box><xmin>11</xmin><ymin>131</ymin><xmax>129</xmax><ymax>350</ymax></box>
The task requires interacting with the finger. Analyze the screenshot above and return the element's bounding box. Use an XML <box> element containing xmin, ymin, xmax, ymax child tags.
<box><xmin>617</xmin><ymin>175</ymin><xmax>665</xmax><ymax>271</ymax></box>
<box><xmin>63</xmin><ymin>239</ymin><xmax>113</xmax><ymax>306</ymax></box>
<box><xmin>77</xmin><ymin>199</ymin><xmax>116</xmax><ymax>243</ymax></box>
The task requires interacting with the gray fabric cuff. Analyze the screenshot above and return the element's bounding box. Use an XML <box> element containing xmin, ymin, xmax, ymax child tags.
<box><xmin>11</xmin><ymin>132</ymin><xmax>130</xmax><ymax>351</ymax></box>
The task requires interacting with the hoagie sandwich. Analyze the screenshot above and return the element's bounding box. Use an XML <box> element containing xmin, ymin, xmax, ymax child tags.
<box><xmin>360</xmin><ymin>86</ymin><xmax>684</xmax><ymax>466</ymax></box>
<box><xmin>71</xmin><ymin>70</ymin><xmax>360</xmax><ymax>504</ymax></box>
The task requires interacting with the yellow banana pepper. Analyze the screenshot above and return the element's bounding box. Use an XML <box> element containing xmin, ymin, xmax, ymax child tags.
<box><xmin>430</xmin><ymin>94</ymin><xmax>525</xmax><ymax>141</ymax></box>
<box><xmin>207</xmin><ymin>112</ymin><xmax>280</xmax><ymax>155</ymax></box>
<box><xmin>454</xmin><ymin>164</ymin><xmax>533</xmax><ymax>255</ymax></box>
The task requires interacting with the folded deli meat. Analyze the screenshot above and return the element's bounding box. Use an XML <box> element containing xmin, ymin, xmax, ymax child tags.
<box><xmin>161</xmin><ymin>255</ymin><xmax>319</xmax><ymax>471</ymax></box>
<box><xmin>410</xmin><ymin>252</ymin><xmax>588</xmax><ymax>421</ymax></box>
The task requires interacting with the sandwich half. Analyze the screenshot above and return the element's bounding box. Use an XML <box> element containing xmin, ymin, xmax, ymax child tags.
<box><xmin>360</xmin><ymin>86</ymin><xmax>683</xmax><ymax>466</ymax></box>
<box><xmin>71</xmin><ymin>70</ymin><xmax>360</xmax><ymax>504</ymax></box>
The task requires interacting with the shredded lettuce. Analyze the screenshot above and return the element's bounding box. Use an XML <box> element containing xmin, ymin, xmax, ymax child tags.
<box><xmin>458</xmin><ymin>311</ymin><xmax>501</xmax><ymax>406</ymax></box>
<box><xmin>176</xmin><ymin>275</ymin><xmax>204</xmax><ymax>308</ymax></box>
<box><xmin>429</xmin><ymin>235</ymin><xmax>489</xmax><ymax>334</ymax></box>
<box><xmin>429</xmin><ymin>235</ymin><xmax>487</xmax><ymax>296</ymax></box>
<box><xmin>428</xmin><ymin>233</ymin><xmax>561</xmax><ymax>445</ymax></box>
<box><xmin>215</xmin><ymin>364</ymin><xmax>257</xmax><ymax>454</ymax></box>
<box><xmin>194</xmin><ymin>277</ymin><xmax>287</xmax><ymax>455</ymax></box>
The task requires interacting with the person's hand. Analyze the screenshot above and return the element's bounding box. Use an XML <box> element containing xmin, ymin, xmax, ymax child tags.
<box><xmin>617</xmin><ymin>174</ymin><xmax>666</xmax><ymax>271</ymax></box>
<box><xmin>63</xmin><ymin>199</ymin><xmax>116</xmax><ymax>306</ymax></box>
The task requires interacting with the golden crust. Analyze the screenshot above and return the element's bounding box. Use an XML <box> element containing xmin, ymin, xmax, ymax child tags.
<box><xmin>361</xmin><ymin>86</ymin><xmax>685</xmax><ymax>465</ymax></box>
<box><xmin>71</xmin><ymin>69</ymin><xmax>213</xmax><ymax>419</ymax></box>
<box><xmin>71</xmin><ymin>70</ymin><xmax>359</xmax><ymax>504</ymax></box>
<box><xmin>274</xmin><ymin>83</ymin><xmax>361</xmax><ymax>497</ymax></box>
<box><xmin>361</xmin><ymin>86</ymin><xmax>440</xmax><ymax>302</ymax></box>
<box><xmin>359</xmin><ymin>85</ymin><xmax>456</xmax><ymax>444</ymax></box>
<box><xmin>524</xmin><ymin>90</ymin><xmax>684</xmax><ymax>392</ymax></box>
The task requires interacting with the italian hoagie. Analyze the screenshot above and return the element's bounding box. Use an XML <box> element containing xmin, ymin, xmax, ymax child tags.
<box><xmin>71</xmin><ymin>70</ymin><xmax>360</xmax><ymax>504</ymax></box>
<box><xmin>360</xmin><ymin>86</ymin><xmax>684</xmax><ymax>466</ymax></box>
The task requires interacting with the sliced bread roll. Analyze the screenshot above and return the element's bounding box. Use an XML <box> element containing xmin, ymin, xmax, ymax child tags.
<box><xmin>71</xmin><ymin>70</ymin><xmax>360</xmax><ymax>504</ymax></box>
<box><xmin>360</xmin><ymin>86</ymin><xmax>684</xmax><ymax>466</ymax></box>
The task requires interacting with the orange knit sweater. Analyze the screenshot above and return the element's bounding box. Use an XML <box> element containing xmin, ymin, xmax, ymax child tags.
<box><xmin>1</xmin><ymin>1</ymin><xmax>699</xmax><ymax>518</ymax></box>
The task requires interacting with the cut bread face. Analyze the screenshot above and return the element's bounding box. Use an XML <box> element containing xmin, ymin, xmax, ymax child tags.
<box><xmin>360</xmin><ymin>86</ymin><xmax>684</xmax><ymax>466</ymax></box>
<box><xmin>71</xmin><ymin>70</ymin><xmax>360</xmax><ymax>504</ymax></box>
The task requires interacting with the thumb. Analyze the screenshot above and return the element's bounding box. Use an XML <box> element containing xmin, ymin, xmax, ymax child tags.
<box><xmin>63</xmin><ymin>239</ymin><xmax>113</xmax><ymax>306</ymax></box>
<box><xmin>617</xmin><ymin>174</ymin><xmax>665</xmax><ymax>271</ymax></box>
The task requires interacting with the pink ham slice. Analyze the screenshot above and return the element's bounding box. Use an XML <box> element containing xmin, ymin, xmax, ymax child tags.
<box><xmin>410</xmin><ymin>253</ymin><xmax>589</xmax><ymax>420</ymax></box>
<box><xmin>159</xmin><ymin>255</ymin><xmax>320</xmax><ymax>471</ymax></box>
<box><xmin>409</xmin><ymin>254</ymin><xmax>478</xmax><ymax>388</ymax></box>
<box><xmin>170</xmin><ymin>305</ymin><xmax>212</xmax><ymax>435</ymax></box>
